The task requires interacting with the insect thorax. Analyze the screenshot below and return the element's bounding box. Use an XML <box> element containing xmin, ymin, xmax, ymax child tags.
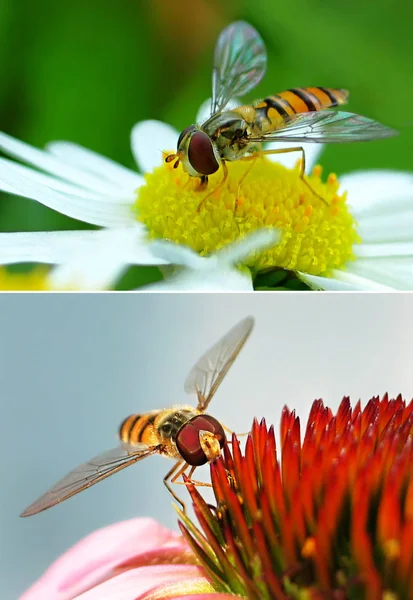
<box><xmin>156</xmin><ymin>407</ymin><xmax>199</xmax><ymax>443</ymax></box>
<box><xmin>202</xmin><ymin>111</ymin><xmax>252</xmax><ymax>162</ymax></box>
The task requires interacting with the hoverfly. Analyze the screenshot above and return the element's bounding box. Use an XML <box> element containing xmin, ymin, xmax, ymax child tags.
<box><xmin>166</xmin><ymin>21</ymin><xmax>397</xmax><ymax>209</ymax></box>
<box><xmin>20</xmin><ymin>316</ymin><xmax>254</xmax><ymax>517</ymax></box>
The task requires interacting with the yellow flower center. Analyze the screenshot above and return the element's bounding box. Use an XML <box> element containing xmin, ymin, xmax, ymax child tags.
<box><xmin>135</xmin><ymin>156</ymin><xmax>359</xmax><ymax>275</ymax></box>
<box><xmin>0</xmin><ymin>267</ymin><xmax>51</xmax><ymax>290</ymax></box>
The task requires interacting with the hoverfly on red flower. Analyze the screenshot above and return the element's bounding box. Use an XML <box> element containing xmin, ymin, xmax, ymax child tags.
<box><xmin>21</xmin><ymin>316</ymin><xmax>253</xmax><ymax>516</ymax></box>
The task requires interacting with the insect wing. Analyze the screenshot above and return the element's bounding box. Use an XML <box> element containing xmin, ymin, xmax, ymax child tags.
<box><xmin>248</xmin><ymin>110</ymin><xmax>397</xmax><ymax>144</ymax></box>
<box><xmin>20</xmin><ymin>443</ymin><xmax>160</xmax><ymax>517</ymax></box>
<box><xmin>184</xmin><ymin>316</ymin><xmax>254</xmax><ymax>411</ymax></box>
<box><xmin>211</xmin><ymin>21</ymin><xmax>267</xmax><ymax>115</ymax></box>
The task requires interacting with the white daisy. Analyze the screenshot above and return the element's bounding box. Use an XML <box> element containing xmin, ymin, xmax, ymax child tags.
<box><xmin>133</xmin><ymin>101</ymin><xmax>413</xmax><ymax>291</ymax></box>
<box><xmin>0</xmin><ymin>100</ymin><xmax>412</xmax><ymax>290</ymax></box>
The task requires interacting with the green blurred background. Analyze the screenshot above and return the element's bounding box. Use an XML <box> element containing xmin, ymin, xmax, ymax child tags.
<box><xmin>0</xmin><ymin>0</ymin><xmax>412</xmax><ymax>288</ymax></box>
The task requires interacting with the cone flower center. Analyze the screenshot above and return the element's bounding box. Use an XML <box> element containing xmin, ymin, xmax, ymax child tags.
<box><xmin>136</xmin><ymin>156</ymin><xmax>359</xmax><ymax>275</ymax></box>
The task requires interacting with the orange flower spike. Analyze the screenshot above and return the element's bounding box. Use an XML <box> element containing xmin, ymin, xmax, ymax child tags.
<box><xmin>279</xmin><ymin>512</ymin><xmax>299</xmax><ymax>568</ymax></box>
<box><xmin>222</xmin><ymin>438</ymin><xmax>236</xmax><ymax>482</ymax></box>
<box><xmin>378</xmin><ymin>476</ymin><xmax>401</xmax><ymax>559</ymax></box>
<box><xmin>251</xmin><ymin>417</ymin><xmax>269</xmax><ymax>474</ymax></box>
<box><xmin>281</xmin><ymin>432</ymin><xmax>299</xmax><ymax>506</ymax></box>
<box><xmin>301</xmin><ymin>421</ymin><xmax>317</xmax><ymax>468</ymax></box>
<box><xmin>262</xmin><ymin>429</ymin><xmax>286</xmax><ymax>526</ymax></box>
<box><xmin>312</xmin><ymin>466</ymin><xmax>348</xmax><ymax>590</ymax></box>
<box><xmin>400</xmin><ymin>481</ymin><xmax>413</xmax><ymax>585</ymax></box>
<box><xmin>335</xmin><ymin>396</ymin><xmax>352</xmax><ymax>435</ymax></box>
<box><xmin>351</xmin><ymin>477</ymin><xmax>383</xmax><ymax>599</ymax></box>
<box><xmin>289</xmin><ymin>484</ymin><xmax>307</xmax><ymax>546</ymax></box>
<box><xmin>280</xmin><ymin>406</ymin><xmax>296</xmax><ymax>444</ymax></box>
<box><xmin>299</xmin><ymin>465</ymin><xmax>317</xmax><ymax>531</ymax></box>
<box><xmin>241</xmin><ymin>437</ymin><xmax>259</xmax><ymax>516</ymax></box>
<box><xmin>361</xmin><ymin>398</ymin><xmax>379</xmax><ymax>437</ymax></box>
<box><xmin>251</xmin><ymin>521</ymin><xmax>287</xmax><ymax>600</ymax></box>
<box><xmin>213</xmin><ymin>460</ymin><xmax>255</xmax><ymax>560</ymax></box>
<box><xmin>281</xmin><ymin>415</ymin><xmax>301</xmax><ymax>504</ymax></box>
<box><xmin>231</xmin><ymin>425</ymin><xmax>246</xmax><ymax>489</ymax></box>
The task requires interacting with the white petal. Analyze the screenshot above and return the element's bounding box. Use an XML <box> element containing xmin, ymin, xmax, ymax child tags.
<box><xmin>143</xmin><ymin>265</ymin><xmax>253</xmax><ymax>291</ymax></box>
<box><xmin>298</xmin><ymin>270</ymin><xmax>394</xmax><ymax>291</ymax></box>
<box><xmin>0</xmin><ymin>161</ymin><xmax>135</xmax><ymax>227</ymax></box>
<box><xmin>340</xmin><ymin>170</ymin><xmax>413</xmax><ymax>218</ymax></box>
<box><xmin>216</xmin><ymin>228</ymin><xmax>280</xmax><ymax>263</ymax></box>
<box><xmin>131</xmin><ymin>120</ymin><xmax>178</xmax><ymax>173</ymax></box>
<box><xmin>149</xmin><ymin>240</ymin><xmax>205</xmax><ymax>269</ymax></box>
<box><xmin>356</xmin><ymin>209</ymin><xmax>413</xmax><ymax>244</ymax></box>
<box><xmin>355</xmin><ymin>242</ymin><xmax>413</xmax><ymax>258</ymax></box>
<box><xmin>0</xmin><ymin>157</ymin><xmax>120</xmax><ymax>200</ymax></box>
<box><xmin>0</xmin><ymin>227</ymin><xmax>168</xmax><ymax>267</ymax></box>
<box><xmin>0</xmin><ymin>132</ymin><xmax>121</xmax><ymax>194</ymax></box>
<box><xmin>195</xmin><ymin>98</ymin><xmax>213</xmax><ymax>125</ymax></box>
<box><xmin>265</xmin><ymin>141</ymin><xmax>324</xmax><ymax>173</ymax></box>
<box><xmin>345</xmin><ymin>257</ymin><xmax>413</xmax><ymax>290</ymax></box>
<box><xmin>146</xmin><ymin>228</ymin><xmax>278</xmax><ymax>291</ymax></box>
<box><xmin>195</xmin><ymin>97</ymin><xmax>241</xmax><ymax>125</ymax></box>
<box><xmin>150</xmin><ymin>228</ymin><xmax>279</xmax><ymax>269</ymax></box>
<box><xmin>49</xmin><ymin>244</ymin><xmax>129</xmax><ymax>290</ymax></box>
<box><xmin>47</xmin><ymin>141</ymin><xmax>143</xmax><ymax>193</ymax></box>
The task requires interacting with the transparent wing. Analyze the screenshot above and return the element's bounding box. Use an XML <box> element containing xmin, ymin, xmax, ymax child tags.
<box><xmin>185</xmin><ymin>316</ymin><xmax>254</xmax><ymax>411</ymax></box>
<box><xmin>211</xmin><ymin>21</ymin><xmax>267</xmax><ymax>115</ymax></box>
<box><xmin>248</xmin><ymin>110</ymin><xmax>398</xmax><ymax>144</ymax></box>
<box><xmin>20</xmin><ymin>443</ymin><xmax>160</xmax><ymax>517</ymax></box>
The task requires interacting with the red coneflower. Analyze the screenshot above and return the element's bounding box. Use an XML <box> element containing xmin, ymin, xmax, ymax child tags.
<box><xmin>179</xmin><ymin>395</ymin><xmax>413</xmax><ymax>600</ymax></box>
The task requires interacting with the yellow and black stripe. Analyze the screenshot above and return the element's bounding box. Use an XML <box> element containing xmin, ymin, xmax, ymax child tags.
<box><xmin>254</xmin><ymin>87</ymin><xmax>349</xmax><ymax>120</ymax></box>
<box><xmin>119</xmin><ymin>411</ymin><xmax>160</xmax><ymax>446</ymax></box>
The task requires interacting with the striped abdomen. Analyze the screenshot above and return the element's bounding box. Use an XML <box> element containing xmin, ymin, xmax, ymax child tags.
<box><xmin>251</xmin><ymin>87</ymin><xmax>349</xmax><ymax>132</ymax></box>
<box><xmin>119</xmin><ymin>411</ymin><xmax>161</xmax><ymax>446</ymax></box>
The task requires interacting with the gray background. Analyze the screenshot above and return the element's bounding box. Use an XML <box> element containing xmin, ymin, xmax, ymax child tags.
<box><xmin>2</xmin><ymin>293</ymin><xmax>413</xmax><ymax>599</ymax></box>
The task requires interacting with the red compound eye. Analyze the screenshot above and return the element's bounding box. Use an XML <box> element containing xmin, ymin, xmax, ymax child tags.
<box><xmin>177</xmin><ymin>125</ymin><xmax>196</xmax><ymax>149</ymax></box>
<box><xmin>188</xmin><ymin>131</ymin><xmax>219</xmax><ymax>175</ymax></box>
<box><xmin>176</xmin><ymin>415</ymin><xmax>226</xmax><ymax>466</ymax></box>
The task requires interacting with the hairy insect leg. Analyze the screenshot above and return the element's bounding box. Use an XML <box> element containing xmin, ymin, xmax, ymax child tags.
<box><xmin>197</xmin><ymin>162</ymin><xmax>228</xmax><ymax>212</ymax></box>
<box><xmin>176</xmin><ymin>465</ymin><xmax>213</xmax><ymax>489</ymax></box>
<box><xmin>253</xmin><ymin>147</ymin><xmax>328</xmax><ymax>205</ymax></box>
<box><xmin>235</xmin><ymin>155</ymin><xmax>259</xmax><ymax>212</ymax></box>
<box><xmin>222</xmin><ymin>423</ymin><xmax>249</xmax><ymax>437</ymax></box>
<box><xmin>163</xmin><ymin>460</ymin><xmax>188</xmax><ymax>512</ymax></box>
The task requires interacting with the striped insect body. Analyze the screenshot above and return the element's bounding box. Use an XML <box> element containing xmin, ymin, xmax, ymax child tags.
<box><xmin>21</xmin><ymin>317</ymin><xmax>254</xmax><ymax>516</ymax></box>
<box><xmin>165</xmin><ymin>21</ymin><xmax>396</xmax><ymax>198</ymax></box>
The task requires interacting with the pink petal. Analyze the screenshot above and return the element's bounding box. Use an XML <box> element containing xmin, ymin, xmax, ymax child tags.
<box><xmin>75</xmin><ymin>565</ymin><xmax>209</xmax><ymax>600</ymax></box>
<box><xmin>170</xmin><ymin>596</ymin><xmax>238</xmax><ymax>599</ymax></box>
<box><xmin>21</xmin><ymin>518</ymin><xmax>190</xmax><ymax>600</ymax></box>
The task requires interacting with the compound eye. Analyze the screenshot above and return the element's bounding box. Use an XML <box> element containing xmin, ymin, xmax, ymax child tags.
<box><xmin>177</xmin><ymin>125</ymin><xmax>196</xmax><ymax>150</ymax></box>
<box><xmin>176</xmin><ymin>415</ymin><xmax>226</xmax><ymax>466</ymax></box>
<box><xmin>188</xmin><ymin>131</ymin><xmax>219</xmax><ymax>175</ymax></box>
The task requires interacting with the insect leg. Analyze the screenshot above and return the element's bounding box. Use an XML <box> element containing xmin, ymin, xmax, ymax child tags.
<box><xmin>179</xmin><ymin>465</ymin><xmax>213</xmax><ymax>488</ymax></box>
<box><xmin>197</xmin><ymin>161</ymin><xmax>228</xmax><ymax>212</ymax></box>
<box><xmin>163</xmin><ymin>459</ymin><xmax>188</xmax><ymax>511</ymax></box>
<box><xmin>254</xmin><ymin>147</ymin><xmax>328</xmax><ymax>205</ymax></box>
<box><xmin>221</xmin><ymin>422</ymin><xmax>249</xmax><ymax>437</ymax></box>
<box><xmin>234</xmin><ymin>156</ymin><xmax>259</xmax><ymax>212</ymax></box>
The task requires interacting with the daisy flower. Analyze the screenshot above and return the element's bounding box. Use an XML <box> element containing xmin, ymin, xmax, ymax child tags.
<box><xmin>0</xmin><ymin>101</ymin><xmax>411</xmax><ymax>290</ymax></box>
<box><xmin>21</xmin><ymin>394</ymin><xmax>413</xmax><ymax>599</ymax></box>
